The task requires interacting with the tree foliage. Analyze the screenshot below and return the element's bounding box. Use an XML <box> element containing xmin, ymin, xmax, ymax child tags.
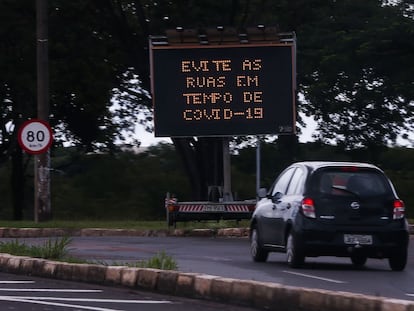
<box><xmin>0</xmin><ymin>0</ymin><xmax>413</xmax><ymax>215</ymax></box>
<box><xmin>1</xmin><ymin>142</ymin><xmax>413</xmax><ymax>220</ymax></box>
<box><xmin>296</xmin><ymin>0</ymin><xmax>414</xmax><ymax>151</ymax></box>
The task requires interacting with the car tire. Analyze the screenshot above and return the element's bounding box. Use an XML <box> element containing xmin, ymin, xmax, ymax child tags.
<box><xmin>350</xmin><ymin>254</ymin><xmax>367</xmax><ymax>268</ymax></box>
<box><xmin>286</xmin><ymin>231</ymin><xmax>305</xmax><ymax>268</ymax></box>
<box><xmin>388</xmin><ymin>247</ymin><xmax>407</xmax><ymax>271</ymax></box>
<box><xmin>250</xmin><ymin>227</ymin><xmax>269</xmax><ymax>262</ymax></box>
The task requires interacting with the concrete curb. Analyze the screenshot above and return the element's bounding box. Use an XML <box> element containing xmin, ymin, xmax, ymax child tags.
<box><xmin>0</xmin><ymin>226</ymin><xmax>413</xmax><ymax>310</ymax></box>
<box><xmin>0</xmin><ymin>253</ymin><xmax>413</xmax><ymax>311</ymax></box>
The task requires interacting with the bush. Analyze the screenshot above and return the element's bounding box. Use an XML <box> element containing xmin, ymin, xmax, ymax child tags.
<box><xmin>129</xmin><ymin>251</ymin><xmax>178</xmax><ymax>270</ymax></box>
<box><xmin>0</xmin><ymin>238</ymin><xmax>178</xmax><ymax>270</ymax></box>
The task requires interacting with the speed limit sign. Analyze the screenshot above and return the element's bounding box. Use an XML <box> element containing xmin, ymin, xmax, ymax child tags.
<box><xmin>18</xmin><ymin>119</ymin><xmax>53</xmax><ymax>154</ymax></box>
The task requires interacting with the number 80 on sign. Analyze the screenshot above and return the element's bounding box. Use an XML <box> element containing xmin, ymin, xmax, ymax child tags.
<box><xmin>18</xmin><ymin>119</ymin><xmax>53</xmax><ymax>155</ymax></box>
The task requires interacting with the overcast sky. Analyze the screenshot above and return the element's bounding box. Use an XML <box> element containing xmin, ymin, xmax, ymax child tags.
<box><xmin>136</xmin><ymin>113</ymin><xmax>318</xmax><ymax>147</ymax></box>
<box><xmin>136</xmin><ymin>114</ymin><xmax>413</xmax><ymax>148</ymax></box>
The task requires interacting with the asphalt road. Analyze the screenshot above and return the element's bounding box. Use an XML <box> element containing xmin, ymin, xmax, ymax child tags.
<box><xmin>1</xmin><ymin>235</ymin><xmax>413</xmax><ymax>302</ymax></box>
<box><xmin>0</xmin><ymin>272</ymin><xmax>257</xmax><ymax>311</ymax></box>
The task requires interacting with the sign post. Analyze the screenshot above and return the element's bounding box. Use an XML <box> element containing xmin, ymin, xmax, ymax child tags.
<box><xmin>36</xmin><ymin>0</ymin><xmax>51</xmax><ymax>222</ymax></box>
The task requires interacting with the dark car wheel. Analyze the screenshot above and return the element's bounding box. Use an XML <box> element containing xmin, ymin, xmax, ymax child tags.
<box><xmin>286</xmin><ymin>231</ymin><xmax>305</xmax><ymax>268</ymax></box>
<box><xmin>250</xmin><ymin>227</ymin><xmax>269</xmax><ymax>262</ymax></box>
<box><xmin>350</xmin><ymin>254</ymin><xmax>367</xmax><ymax>268</ymax></box>
<box><xmin>388</xmin><ymin>247</ymin><xmax>407</xmax><ymax>271</ymax></box>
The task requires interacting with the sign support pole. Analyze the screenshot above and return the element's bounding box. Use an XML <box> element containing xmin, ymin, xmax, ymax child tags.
<box><xmin>35</xmin><ymin>0</ymin><xmax>51</xmax><ymax>222</ymax></box>
<box><xmin>256</xmin><ymin>136</ymin><xmax>261</xmax><ymax>197</ymax></box>
<box><xmin>222</xmin><ymin>137</ymin><xmax>233</xmax><ymax>202</ymax></box>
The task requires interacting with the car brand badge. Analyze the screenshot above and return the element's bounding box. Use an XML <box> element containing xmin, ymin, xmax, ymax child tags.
<box><xmin>350</xmin><ymin>202</ymin><xmax>360</xmax><ymax>209</ymax></box>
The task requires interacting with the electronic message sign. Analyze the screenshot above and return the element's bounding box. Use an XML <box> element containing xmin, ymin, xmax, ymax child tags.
<box><xmin>150</xmin><ymin>43</ymin><xmax>296</xmax><ymax>137</ymax></box>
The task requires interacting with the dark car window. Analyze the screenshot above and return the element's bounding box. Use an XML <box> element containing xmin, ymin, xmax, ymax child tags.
<box><xmin>271</xmin><ymin>167</ymin><xmax>296</xmax><ymax>196</ymax></box>
<box><xmin>286</xmin><ymin>167</ymin><xmax>304</xmax><ymax>195</ymax></box>
<box><xmin>312</xmin><ymin>168</ymin><xmax>391</xmax><ymax>197</ymax></box>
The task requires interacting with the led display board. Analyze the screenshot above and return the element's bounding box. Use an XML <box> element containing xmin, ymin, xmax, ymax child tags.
<box><xmin>150</xmin><ymin>43</ymin><xmax>296</xmax><ymax>137</ymax></box>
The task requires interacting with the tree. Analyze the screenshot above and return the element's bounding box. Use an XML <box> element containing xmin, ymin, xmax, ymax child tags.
<box><xmin>0</xmin><ymin>0</ymin><xmax>150</xmax><ymax>218</ymax></box>
<box><xmin>295</xmin><ymin>0</ymin><xmax>414</xmax><ymax>155</ymax></box>
<box><xmin>0</xmin><ymin>0</ymin><xmax>37</xmax><ymax>219</ymax></box>
<box><xmin>132</xmin><ymin>0</ymin><xmax>413</xmax><ymax>197</ymax></box>
<box><xmin>127</xmin><ymin>0</ymin><xmax>308</xmax><ymax>200</ymax></box>
<box><xmin>110</xmin><ymin>0</ymin><xmax>263</xmax><ymax>200</ymax></box>
<box><xmin>1</xmin><ymin>0</ymin><xmax>413</xmax><ymax>217</ymax></box>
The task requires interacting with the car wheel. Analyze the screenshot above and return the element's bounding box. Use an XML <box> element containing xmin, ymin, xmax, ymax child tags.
<box><xmin>250</xmin><ymin>227</ymin><xmax>269</xmax><ymax>262</ymax></box>
<box><xmin>388</xmin><ymin>247</ymin><xmax>407</xmax><ymax>271</ymax></box>
<box><xmin>286</xmin><ymin>231</ymin><xmax>305</xmax><ymax>268</ymax></box>
<box><xmin>350</xmin><ymin>254</ymin><xmax>367</xmax><ymax>268</ymax></box>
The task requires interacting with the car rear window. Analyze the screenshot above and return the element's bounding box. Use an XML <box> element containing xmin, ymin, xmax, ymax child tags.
<box><xmin>312</xmin><ymin>168</ymin><xmax>391</xmax><ymax>197</ymax></box>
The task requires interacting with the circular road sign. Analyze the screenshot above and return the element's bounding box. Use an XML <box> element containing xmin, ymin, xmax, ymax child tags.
<box><xmin>18</xmin><ymin>119</ymin><xmax>53</xmax><ymax>154</ymax></box>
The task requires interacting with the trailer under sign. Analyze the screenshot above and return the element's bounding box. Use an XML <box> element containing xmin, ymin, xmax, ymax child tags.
<box><xmin>165</xmin><ymin>199</ymin><xmax>256</xmax><ymax>228</ymax></box>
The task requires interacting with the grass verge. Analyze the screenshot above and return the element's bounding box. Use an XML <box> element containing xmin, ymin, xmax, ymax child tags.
<box><xmin>0</xmin><ymin>236</ymin><xmax>71</xmax><ymax>260</ymax></box>
<box><xmin>0</xmin><ymin>237</ymin><xmax>178</xmax><ymax>270</ymax></box>
<box><xmin>0</xmin><ymin>220</ymin><xmax>250</xmax><ymax>230</ymax></box>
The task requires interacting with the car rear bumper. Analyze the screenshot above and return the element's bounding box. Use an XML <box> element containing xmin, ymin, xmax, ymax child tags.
<box><xmin>297</xmin><ymin>222</ymin><xmax>409</xmax><ymax>258</ymax></box>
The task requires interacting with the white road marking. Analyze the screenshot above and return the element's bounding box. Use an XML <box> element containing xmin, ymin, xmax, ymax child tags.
<box><xmin>283</xmin><ymin>270</ymin><xmax>346</xmax><ymax>284</ymax></box>
<box><xmin>0</xmin><ymin>295</ymin><xmax>172</xmax><ymax>304</ymax></box>
<box><xmin>0</xmin><ymin>281</ymin><xmax>35</xmax><ymax>284</ymax></box>
<box><xmin>0</xmin><ymin>280</ymin><xmax>172</xmax><ymax>310</ymax></box>
<box><xmin>0</xmin><ymin>296</ymin><xmax>123</xmax><ymax>311</ymax></box>
<box><xmin>0</xmin><ymin>288</ymin><xmax>102</xmax><ymax>292</ymax></box>
<box><xmin>0</xmin><ymin>281</ymin><xmax>172</xmax><ymax>311</ymax></box>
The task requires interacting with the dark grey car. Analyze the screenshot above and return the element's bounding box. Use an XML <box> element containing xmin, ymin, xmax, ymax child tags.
<box><xmin>250</xmin><ymin>161</ymin><xmax>409</xmax><ymax>270</ymax></box>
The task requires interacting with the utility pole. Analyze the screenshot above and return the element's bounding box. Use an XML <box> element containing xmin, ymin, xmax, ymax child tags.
<box><xmin>35</xmin><ymin>0</ymin><xmax>51</xmax><ymax>222</ymax></box>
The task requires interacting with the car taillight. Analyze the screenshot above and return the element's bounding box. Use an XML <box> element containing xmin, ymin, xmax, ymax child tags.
<box><xmin>393</xmin><ymin>199</ymin><xmax>405</xmax><ymax>220</ymax></box>
<box><xmin>301</xmin><ymin>198</ymin><xmax>316</xmax><ymax>219</ymax></box>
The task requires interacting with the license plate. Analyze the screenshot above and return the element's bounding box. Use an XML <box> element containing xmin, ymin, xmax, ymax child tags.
<box><xmin>203</xmin><ymin>205</ymin><xmax>225</xmax><ymax>212</ymax></box>
<box><xmin>344</xmin><ymin>234</ymin><xmax>373</xmax><ymax>245</ymax></box>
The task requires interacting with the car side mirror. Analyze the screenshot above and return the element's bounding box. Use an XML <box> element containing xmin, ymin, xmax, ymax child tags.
<box><xmin>257</xmin><ymin>188</ymin><xmax>267</xmax><ymax>199</ymax></box>
<box><xmin>272</xmin><ymin>192</ymin><xmax>283</xmax><ymax>202</ymax></box>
